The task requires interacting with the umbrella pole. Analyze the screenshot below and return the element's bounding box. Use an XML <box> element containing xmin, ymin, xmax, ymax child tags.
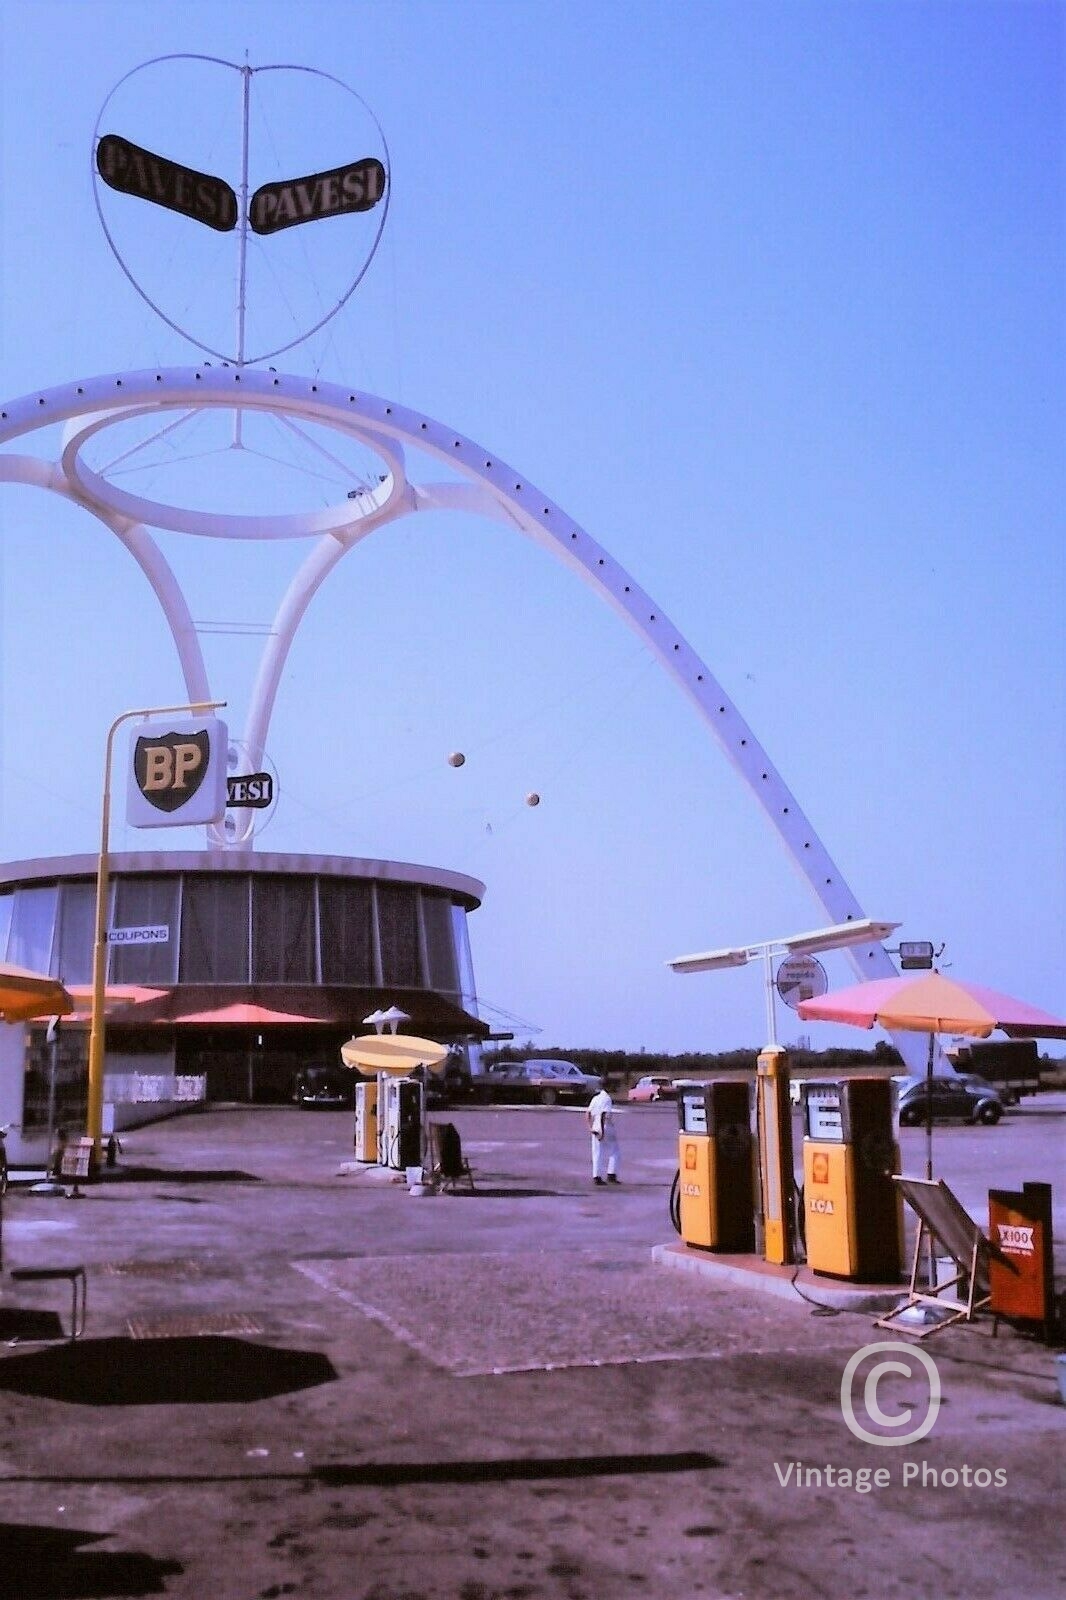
<box><xmin>924</xmin><ymin>1030</ymin><xmax>937</xmax><ymax>1290</ymax></box>
<box><xmin>924</xmin><ymin>1032</ymin><xmax>934</xmax><ymax>1182</ymax></box>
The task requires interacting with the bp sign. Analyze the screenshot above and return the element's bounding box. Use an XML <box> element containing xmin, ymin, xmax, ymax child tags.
<box><xmin>126</xmin><ymin>716</ymin><xmax>228</xmax><ymax>829</ymax></box>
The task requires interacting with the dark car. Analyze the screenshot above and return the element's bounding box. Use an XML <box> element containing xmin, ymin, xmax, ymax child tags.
<box><xmin>897</xmin><ymin>1074</ymin><xmax>1004</xmax><ymax>1127</ymax></box>
<box><xmin>293</xmin><ymin>1065</ymin><xmax>353</xmax><ymax>1109</ymax></box>
<box><xmin>476</xmin><ymin>1059</ymin><xmax>602</xmax><ymax>1106</ymax></box>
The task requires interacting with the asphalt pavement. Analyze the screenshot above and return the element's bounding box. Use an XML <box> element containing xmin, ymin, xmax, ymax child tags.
<box><xmin>0</xmin><ymin>1098</ymin><xmax>1063</xmax><ymax>1600</ymax></box>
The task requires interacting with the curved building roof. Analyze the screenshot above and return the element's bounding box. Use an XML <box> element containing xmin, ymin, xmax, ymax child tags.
<box><xmin>0</xmin><ymin>850</ymin><xmax>485</xmax><ymax>909</ymax></box>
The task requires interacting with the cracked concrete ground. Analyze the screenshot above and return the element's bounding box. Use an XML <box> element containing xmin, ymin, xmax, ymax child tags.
<box><xmin>0</xmin><ymin>1100</ymin><xmax>1062</xmax><ymax>1599</ymax></box>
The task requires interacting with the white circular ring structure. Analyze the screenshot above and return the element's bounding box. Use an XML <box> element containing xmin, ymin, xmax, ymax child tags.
<box><xmin>60</xmin><ymin>393</ymin><xmax>405</xmax><ymax>537</ymax></box>
<box><xmin>0</xmin><ymin>364</ymin><xmax>925</xmax><ymax>1071</ymax></box>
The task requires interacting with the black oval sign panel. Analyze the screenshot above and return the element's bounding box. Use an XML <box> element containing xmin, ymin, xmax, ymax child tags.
<box><xmin>226</xmin><ymin>772</ymin><xmax>274</xmax><ymax>809</ymax></box>
<box><xmin>249</xmin><ymin>158</ymin><xmax>386</xmax><ymax>235</ymax></box>
<box><xmin>97</xmin><ymin>133</ymin><xmax>238</xmax><ymax>233</ymax></box>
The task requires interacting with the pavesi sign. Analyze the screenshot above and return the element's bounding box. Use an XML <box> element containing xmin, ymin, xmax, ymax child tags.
<box><xmin>96</xmin><ymin>134</ymin><xmax>384</xmax><ymax>239</ymax></box>
<box><xmin>126</xmin><ymin>717</ymin><xmax>228</xmax><ymax>829</ymax></box>
<box><xmin>96</xmin><ymin>134</ymin><xmax>238</xmax><ymax>232</ymax></box>
<box><xmin>249</xmin><ymin>158</ymin><xmax>386</xmax><ymax>235</ymax></box>
<box><xmin>227</xmin><ymin>772</ymin><xmax>274</xmax><ymax>808</ymax></box>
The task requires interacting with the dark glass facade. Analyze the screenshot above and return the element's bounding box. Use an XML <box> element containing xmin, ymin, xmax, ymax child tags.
<box><xmin>0</xmin><ymin>854</ymin><xmax>480</xmax><ymax>1001</ymax></box>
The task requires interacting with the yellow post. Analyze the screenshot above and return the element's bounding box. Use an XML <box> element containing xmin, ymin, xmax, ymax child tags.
<box><xmin>85</xmin><ymin>700</ymin><xmax>225</xmax><ymax>1161</ymax></box>
<box><xmin>757</xmin><ymin>1044</ymin><xmax>795</xmax><ymax>1265</ymax></box>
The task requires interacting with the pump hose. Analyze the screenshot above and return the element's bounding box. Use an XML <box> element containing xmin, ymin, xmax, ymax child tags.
<box><xmin>669</xmin><ymin>1169</ymin><xmax>681</xmax><ymax>1234</ymax></box>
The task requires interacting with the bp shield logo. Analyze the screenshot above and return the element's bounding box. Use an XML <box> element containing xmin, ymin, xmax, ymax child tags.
<box><xmin>126</xmin><ymin>717</ymin><xmax>228</xmax><ymax>829</ymax></box>
<box><xmin>134</xmin><ymin>729</ymin><xmax>210</xmax><ymax>812</ymax></box>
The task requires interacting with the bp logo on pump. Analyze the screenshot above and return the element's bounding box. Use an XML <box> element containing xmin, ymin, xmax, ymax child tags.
<box><xmin>127</xmin><ymin>717</ymin><xmax>228</xmax><ymax>828</ymax></box>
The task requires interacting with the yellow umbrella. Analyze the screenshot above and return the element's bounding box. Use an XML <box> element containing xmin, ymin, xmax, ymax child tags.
<box><xmin>340</xmin><ymin>1033</ymin><xmax>449</xmax><ymax>1077</ymax></box>
<box><xmin>0</xmin><ymin>961</ymin><xmax>74</xmax><ymax>1023</ymax></box>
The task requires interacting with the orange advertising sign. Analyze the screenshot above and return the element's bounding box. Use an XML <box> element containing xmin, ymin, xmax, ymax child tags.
<box><xmin>988</xmin><ymin>1184</ymin><xmax>1053</xmax><ymax>1327</ymax></box>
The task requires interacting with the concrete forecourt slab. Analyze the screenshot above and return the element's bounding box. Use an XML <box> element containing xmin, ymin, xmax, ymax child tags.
<box><xmin>0</xmin><ymin>1101</ymin><xmax>1062</xmax><ymax>1600</ymax></box>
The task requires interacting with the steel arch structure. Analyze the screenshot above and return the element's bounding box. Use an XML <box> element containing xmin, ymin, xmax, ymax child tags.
<box><xmin>0</xmin><ymin>365</ymin><xmax>918</xmax><ymax>1065</ymax></box>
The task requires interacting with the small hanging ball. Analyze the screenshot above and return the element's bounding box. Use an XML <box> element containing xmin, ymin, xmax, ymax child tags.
<box><xmin>447</xmin><ymin>751</ymin><xmax>466</xmax><ymax>768</ymax></box>
<box><xmin>525</xmin><ymin>792</ymin><xmax>541</xmax><ymax>807</ymax></box>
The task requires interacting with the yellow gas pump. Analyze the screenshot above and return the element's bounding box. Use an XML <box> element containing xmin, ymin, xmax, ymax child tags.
<box><xmin>802</xmin><ymin>1078</ymin><xmax>902</xmax><ymax>1281</ymax></box>
<box><xmin>677</xmin><ymin>1081</ymin><xmax>756</xmax><ymax>1252</ymax></box>
<box><xmin>353</xmin><ymin>1077</ymin><xmax>378</xmax><ymax>1163</ymax></box>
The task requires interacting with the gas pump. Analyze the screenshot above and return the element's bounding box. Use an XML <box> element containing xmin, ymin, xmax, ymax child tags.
<box><xmin>353</xmin><ymin>1077</ymin><xmax>378</xmax><ymax>1162</ymax></box>
<box><xmin>676</xmin><ymin>1081</ymin><xmax>756</xmax><ymax>1252</ymax></box>
<box><xmin>802</xmin><ymin>1079</ymin><xmax>902</xmax><ymax>1281</ymax></box>
<box><xmin>377</xmin><ymin>1076</ymin><xmax>424</xmax><ymax>1171</ymax></box>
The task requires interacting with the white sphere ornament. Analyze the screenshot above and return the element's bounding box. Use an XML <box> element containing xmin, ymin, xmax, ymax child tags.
<box><xmin>447</xmin><ymin>751</ymin><xmax>466</xmax><ymax>768</ymax></box>
<box><xmin>525</xmin><ymin>792</ymin><xmax>541</xmax><ymax>807</ymax></box>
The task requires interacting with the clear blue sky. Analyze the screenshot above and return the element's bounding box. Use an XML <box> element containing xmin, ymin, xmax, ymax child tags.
<box><xmin>1</xmin><ymin>1</ymin><xmax>1063</xmax><ymax>1053</ymax></box>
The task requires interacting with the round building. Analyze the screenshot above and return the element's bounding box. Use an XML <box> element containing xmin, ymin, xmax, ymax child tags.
<box><xmin>0</xmin><ymin>850</ymin><xmax>485</xmax><ymax>1160</ymax></box>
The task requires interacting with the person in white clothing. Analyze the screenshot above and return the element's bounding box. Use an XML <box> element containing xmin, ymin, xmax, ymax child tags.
<box><xmin>586</xmin><ymin>1085</ymin><xmax>620</xmax><ymax>1185</ymax></box>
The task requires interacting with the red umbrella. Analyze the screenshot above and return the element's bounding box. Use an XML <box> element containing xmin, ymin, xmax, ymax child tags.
<box><xmin>169</xmin><ymin>1002</ymin><xmax>329</xmax><ymax>1026</ymax></box>
<box><xmin>797</xmin><ymin>971</ymin><xmax>1066</xmax><ymax>1179</ymax></box>
<box><xmin>66</xmin><ymin>984</ymin><xmax>165</xmax><ymax>1021</ymax></box>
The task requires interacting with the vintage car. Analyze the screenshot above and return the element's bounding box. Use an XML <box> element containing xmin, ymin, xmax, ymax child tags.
<box><xmin>475</xmin><ymin>1059</ymin><xmax>602</xmax><ymax>1106</ymax></box>
<box><xmin>627</xmin><ymin>1075</ymin><xmax>679</xmax><ymax>1103</ymax></box>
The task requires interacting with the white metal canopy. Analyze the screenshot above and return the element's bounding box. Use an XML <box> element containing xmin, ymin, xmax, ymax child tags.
<box><xmin>0</xmin><ymin>364</ymin><xmax>928</xmax><ymax>1074</ymax></box>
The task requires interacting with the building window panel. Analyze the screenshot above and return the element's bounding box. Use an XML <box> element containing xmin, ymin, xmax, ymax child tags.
<box><xmin>423</xmin><ymin>895</ymin><xmax>459</xmax><ymax>995</ymax></box>
<box><xmin>451</xmin><ymin>903</ymin><xmax>478</xmax><ymax>1014</ymax></box>
<box><xmin>55</xmin><ymin>881</ymin><xmax>96</xmax><ymax>988</ymax></box>
<box><xmin>251</xmin><ymin>877</ymin><xmax>314</xmax><ymax>984</ymax></box>
<box><xmin>180</xmin><ymin>876</ymin><xmax>249</xmax><ymax>983</ymax></box>
<box><xmin>377</xmin><ymin>883</ymin><xmax>420</xmax><ymax>989</ymax></box>
<box><xmin>7</xmin><ymin>885</ymin><xmax>59</xmax><ymax>974</ymax></box>
<box><xmin>110</xmin><ymin>877</ymin><xmax>180</xmax><ymax>986</ymax></box>
<box><xmin>0</xmin><ymin>893</ymin><xmax>13</xmax><ymax>963</ymax></box>
<box><xmin>319</xmin><ymin>879</ymin><xmax>374</xmax><ymax>985</ymax></box>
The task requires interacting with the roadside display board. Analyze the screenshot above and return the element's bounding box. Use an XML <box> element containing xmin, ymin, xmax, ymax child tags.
<box><xmin>126</xmin><ymin>717</ymin><xmax>228</xmax><ymax>829</ymax></box>
<box><xmin>988</xmin><ymin>1183</ymin><xmax>1054</xmax><ymax>1331</ymax></box>
<box><xmin>775</xmin><ymin>954</ymin><xmax>827</xmax><ymax>1010</ymax></box>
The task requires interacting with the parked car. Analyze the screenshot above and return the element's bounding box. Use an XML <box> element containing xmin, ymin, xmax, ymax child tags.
<box><xmin>897</xmin><ymin>1074</ymin><xmax>1004</xmax><ymax>1127</ymax></box>
<box><xmin>293</xmin><ymin>1065</ymin><xmax>353</xmax><ymax>1109</ymax></box>
<box><xmin>475</xmin><ymin>1059</ymin><xmax>602</xmax><ymax>1106</ymax></box>
<box><xmin>628</xmin><ymin>1075</ymin><xmax>679</xmax><ymax>1104</ymax></box>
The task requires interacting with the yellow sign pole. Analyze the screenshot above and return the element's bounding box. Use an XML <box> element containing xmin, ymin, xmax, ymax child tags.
<box><xmin>85</xmin><ymin>700</ymin><xmax>225</xmax><ymax>1161</ymax></box>
<box><xmin>757</xmin><ymin>1044</ymin><xmax>796</xmax><ymax>1265</ymax></box>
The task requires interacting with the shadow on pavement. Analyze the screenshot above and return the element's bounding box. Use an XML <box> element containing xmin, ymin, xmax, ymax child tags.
<box><xmin>104</xmin><ymin>1167</ymin><xmax>262</xmax><ymax>1185</ymax></box>
<box><xmin>443</xmin><ymin>1186</ymin><xmax>581</xmax><ymax>1199</ymax></box>
<box><xmin>0</xmin><ymin>1335</ymin><xmax>337</xmax><ymax>1405</ymax></box>
<box><xmin>314</xmin><ymin>1449</ymin><xmax>723</xmax><ymax>1486</ymax></box>
<box><xmin>0</xmin><ymin>1308</ymin><xmax>66</xmax><ymax>1342</ymax></box>
<box><xmin>0</xmin><ymin>1523</ymin><xmax>182</xmax><ymax>1598</ymax></box>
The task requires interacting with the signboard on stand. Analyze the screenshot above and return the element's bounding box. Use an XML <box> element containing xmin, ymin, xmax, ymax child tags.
<box><xmin>988</xmin><ymin>1183</ymin><xmax>1054</xmax><ymax>1336</ymax></box>
<box><xmin>126</xmin><ymin>717</ymin><xmax>228</xmax><ymax>829</ymax></box>
<box><xmin>775</xmin><ymin>954</ymin><xmax>828</xmax><ymax>1011</ymax></box>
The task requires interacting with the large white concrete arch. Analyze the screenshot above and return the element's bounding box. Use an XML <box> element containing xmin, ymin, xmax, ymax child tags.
<box><xmin>0</xmin><ymin>366</ymin><xmax>921</xmax><ymax>1064</ymax></box>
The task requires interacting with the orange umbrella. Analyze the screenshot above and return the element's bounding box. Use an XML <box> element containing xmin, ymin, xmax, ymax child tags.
<box><xmin>0</xmin><ymin>961</ymin><xmax>73</xmax><ymax>1023</ymax></box>
<box><xmin>798</xmin><ymin>971</ymin><xmax>1066</xmax><ymax>1179</ymax></box>
<box><xmin>796</xmin><ymin>972</ymin><xmax>1066</xmax><ymax>1039</ymax></box>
